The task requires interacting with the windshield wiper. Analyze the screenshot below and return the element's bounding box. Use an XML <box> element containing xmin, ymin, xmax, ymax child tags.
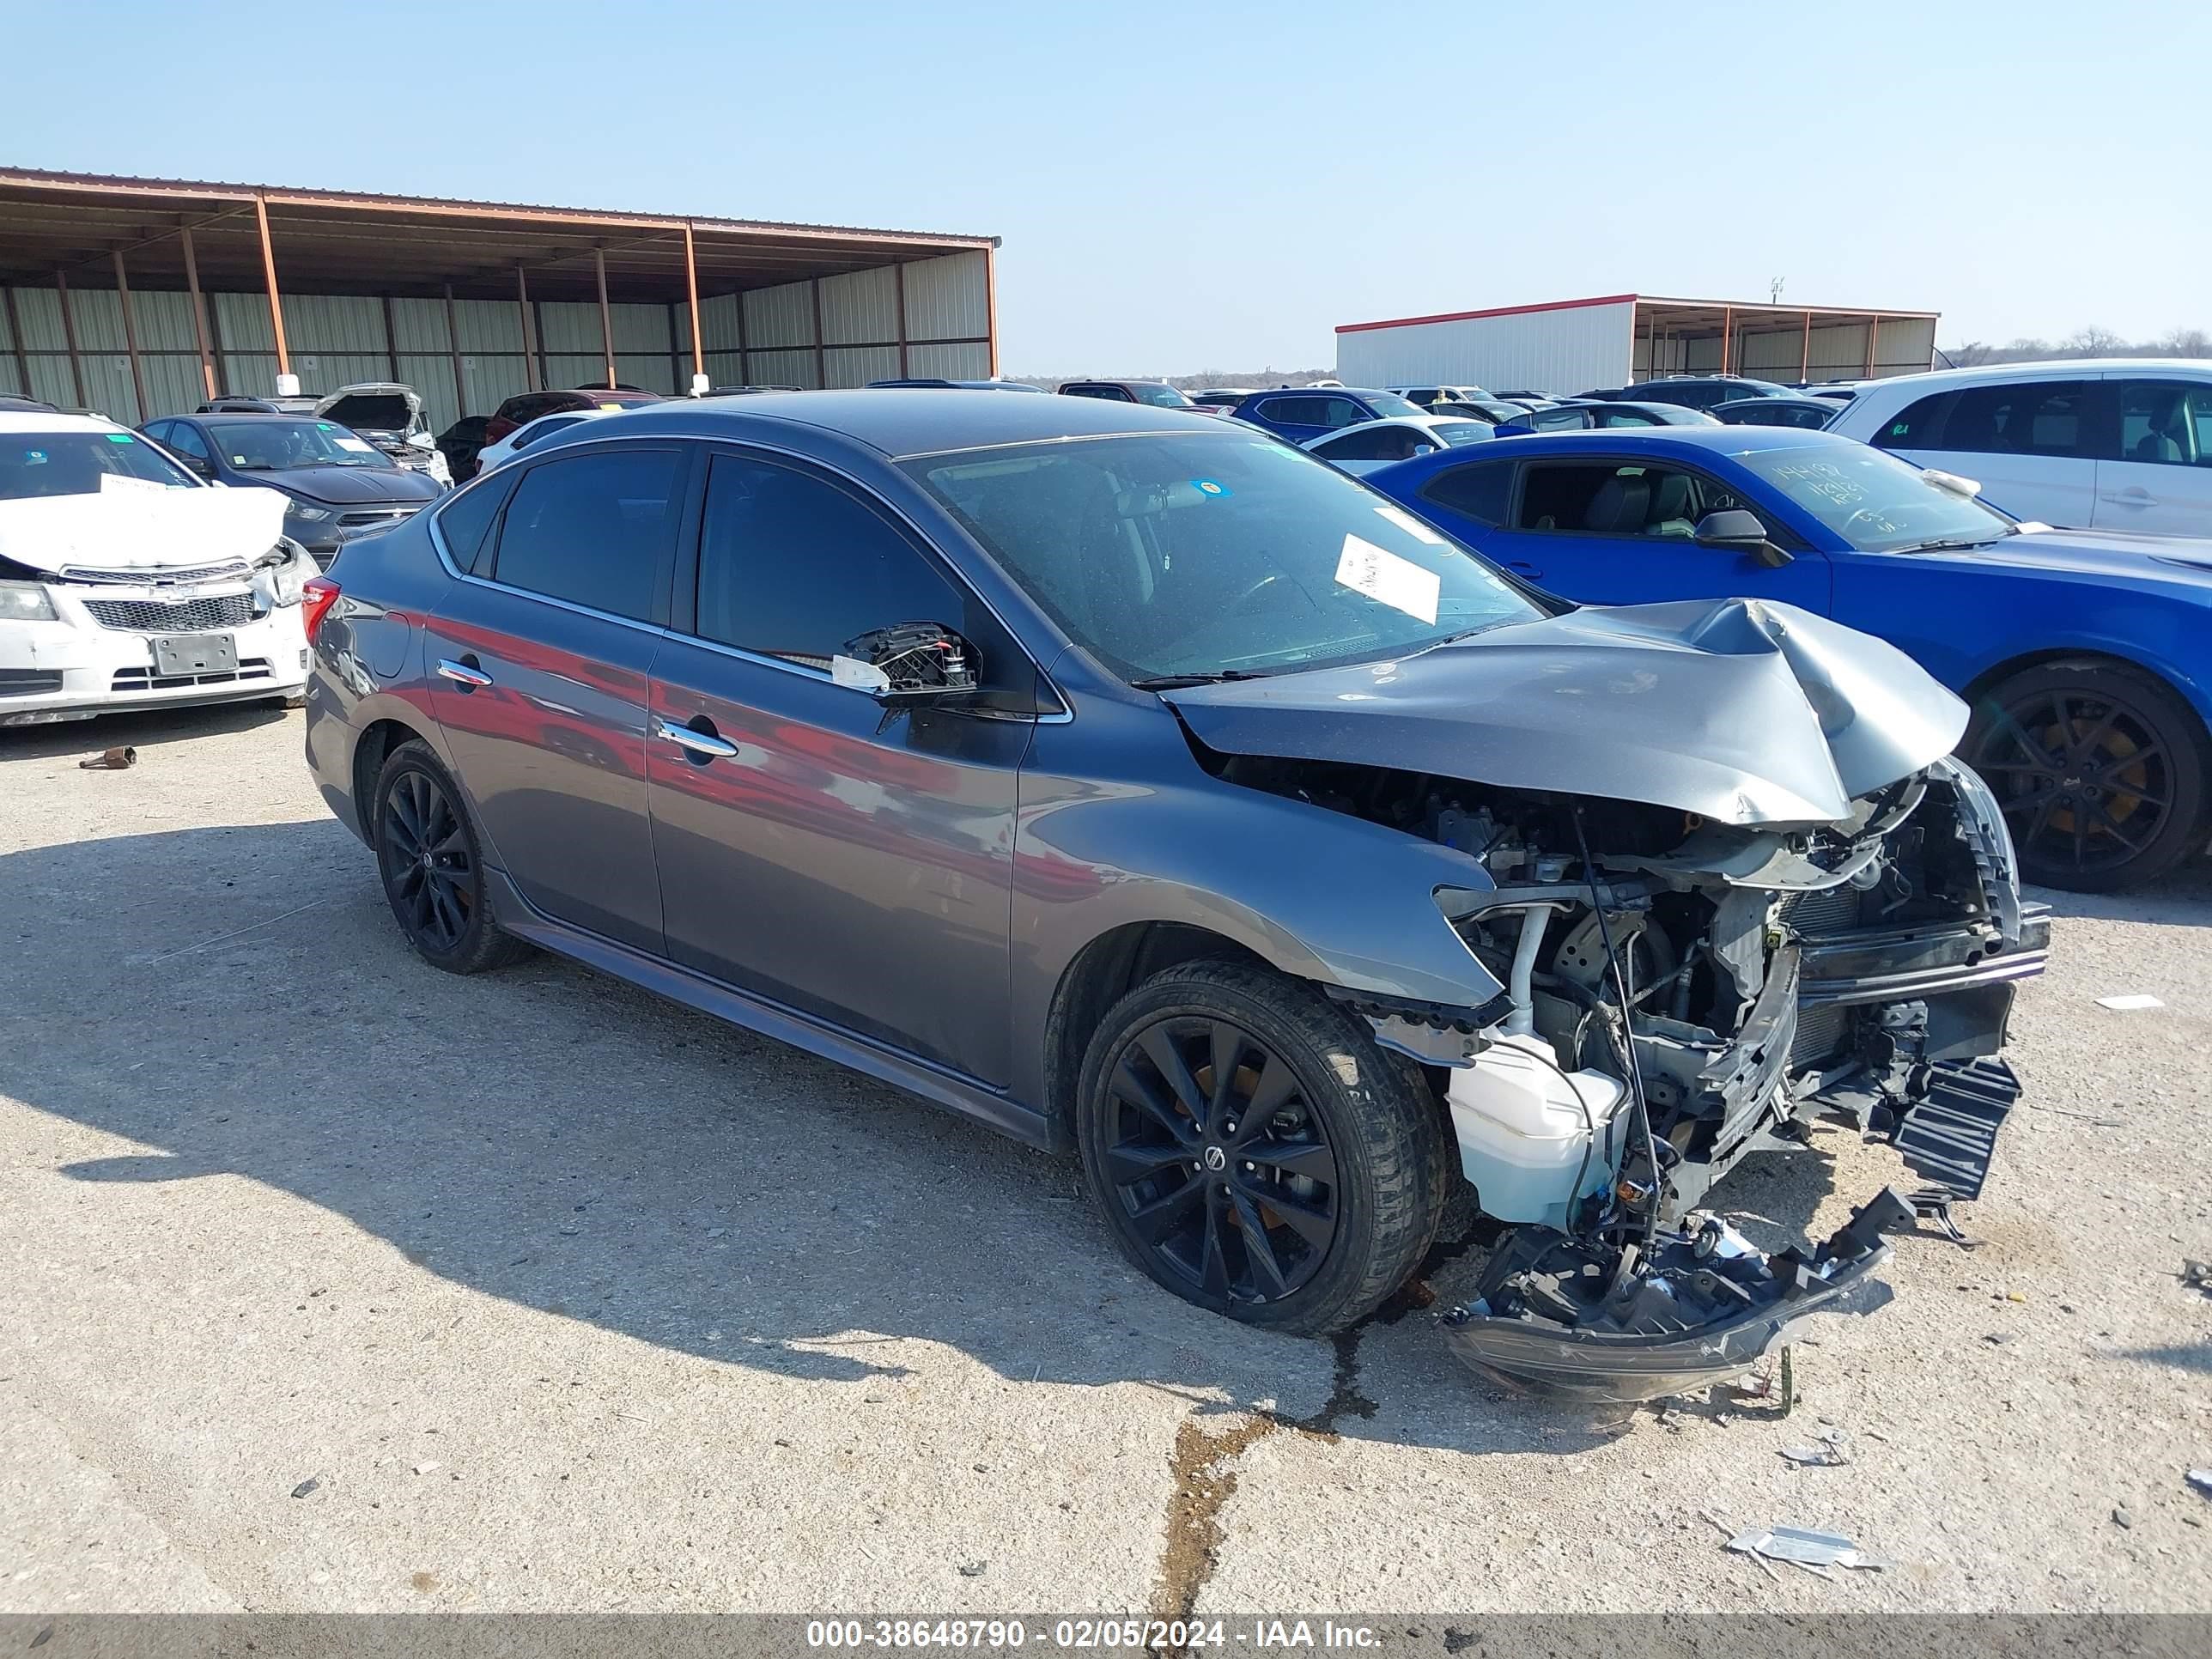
<box><xmin>1129</xmin><ymin>669</ymin><xmax>1276</xmax><ymax>690</ymax></box>
<box><xmin>1892</xmin><ymin>534</ymin><xmax>2006</xmax><ymax>554</ymax></box>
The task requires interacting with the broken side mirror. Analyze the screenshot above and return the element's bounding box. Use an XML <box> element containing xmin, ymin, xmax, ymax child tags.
<box><xmin>1694</xmin><ymin>507</ymin><xmax>1793</xmax><ymax>568</ymax></box>
<box><xmin>833</xmin><ymin>621</ymin><xmax>980</xmax><ymax>704</ymax></box>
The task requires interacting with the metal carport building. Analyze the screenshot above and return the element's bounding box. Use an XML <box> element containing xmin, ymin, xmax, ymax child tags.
<box><xmin>0</xmin><ymin>168</ymin><xmax>1000</xmax><ymax>430</ymax></box>
<box><xmin>1335</xmin><ymin>293</ymin><xmax>1941</xmax><ymax>396</ymax></box>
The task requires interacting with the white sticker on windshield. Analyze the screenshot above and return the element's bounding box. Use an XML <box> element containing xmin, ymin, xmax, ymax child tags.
<box><xmin>98</xmin><ymin>472</ymin><xmax>169</xmax><ymax>494</ymax></box>
<box><xmin>1335</xmin><ymin>534</ymin><xmax>1439</xmax><ymax>624</ymax></box>
<box><xmin>1373</xmin><ymin>503</ymin><xmax>1443</xmax><ymax>545</ymax></box>
<box><xmin>334</xmin><ymin>437</ymin><xmax>374</xmax><ymax>453</ymax></box>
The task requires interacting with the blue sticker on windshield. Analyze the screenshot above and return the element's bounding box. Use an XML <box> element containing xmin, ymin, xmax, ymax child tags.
<box><xmin>318</xmin><ymin>422</ymin><xmax>336</xmax><ymax>430</ymax></box>
<box><xmin>106</xmin><ymin>433</ymin><xmax>136</xmax><ymax>443</ymax></box>
<box><xmin>25</xmin><ymin>449</ymin><xmax>46</xmax><ymax>464</ymax></box>
<box><xmin>1192</xmin><ymin>478</ymin><xmax>1231</xmax><ymax>497</ymax></box>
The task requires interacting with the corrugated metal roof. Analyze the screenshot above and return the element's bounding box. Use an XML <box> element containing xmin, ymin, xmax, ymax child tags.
<box><xmin>0</xmin><ymin>166</ymin><xmax>999</xmax><ymax>249</ymax></box>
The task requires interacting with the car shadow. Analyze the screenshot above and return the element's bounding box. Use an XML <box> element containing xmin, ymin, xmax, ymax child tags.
<box><xmin>0</xmin><ymin>699</ymin><xmax>290</xmax><ymax>760</ymax></box>
<box><xmin>2</xmin><ymin>818</ymin><xmax>1905</xmax><ymax>1458</ymax></box>
<box><xmin>2025</xmin><ymin>853</ymin><xmax>2212</xmax><ymax>928</ymax></box>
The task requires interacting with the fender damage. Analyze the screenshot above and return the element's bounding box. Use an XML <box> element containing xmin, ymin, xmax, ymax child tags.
<box><xmin>1170</xmin><ymin>599</ymin><xmax>2051</xmax><ymax>1400</ymax></box>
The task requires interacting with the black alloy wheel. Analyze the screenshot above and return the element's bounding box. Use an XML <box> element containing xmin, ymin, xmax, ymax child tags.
<box><xmin>1075</xmin><ymin>959</ymin><xmax>1441</xmax><ymax>1336</ymax></box>
<box><xmin>1966</xmin><ymin>660</ymin><xmax>2207</xmax><ymax>892</ymax></box>
<box><xmin>372</xmin><ymin>740</ymin><xmax>530</xmax><ymax>973</ymax></box>
<box><xmin>380</xmin><ymin>765</ymin><xmax>475</xmax><ymax>951</ymax></box>
<box><xmin>1100</xmin><ymin>1013</ymin><xmax>1341</xmax><ymax>1310</ymax></box>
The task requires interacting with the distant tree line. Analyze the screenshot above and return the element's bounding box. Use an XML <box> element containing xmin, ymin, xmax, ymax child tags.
<box><xmin>1942</xmin><ymin>326</ymin><xmax>2211</xmax><ymax>367</ymax></box>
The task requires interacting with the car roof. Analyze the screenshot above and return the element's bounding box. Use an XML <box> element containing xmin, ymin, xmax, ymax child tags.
<box><xmin>602</xmin><ymin>386</ymin><xmax>1240</xmax><ymax>459</ymax></box>
<box><xmin>1846</xmin><ymin>358</ymin><xmax>2212</xmax><ymax>398</ymax></box>
<box><xmin>1492</xmin><ymin>425</ymin><xmax>1838</xmax><ymax>455</ymax></box>
<box><xmin>0</xmin><ymin>410</ymin><xmax>122</xmax><ymax>434</ymax></box>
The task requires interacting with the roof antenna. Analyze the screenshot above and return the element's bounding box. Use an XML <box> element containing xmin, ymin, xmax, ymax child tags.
<box><xmin>1769</xmin><ymin>276</ymin><xmax>1785</xmax><ymax>304</ymax></box>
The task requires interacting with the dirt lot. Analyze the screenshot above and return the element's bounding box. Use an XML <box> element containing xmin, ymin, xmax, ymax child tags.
<box><xmin>3</xmin><ymin>706</ymin><xmax>2209</xmax><ymax>1616</ymax></box>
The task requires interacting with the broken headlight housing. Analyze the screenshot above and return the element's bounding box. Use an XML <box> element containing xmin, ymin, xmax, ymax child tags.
<box><xmin>0</xmin><ymin>579</ymin><xmax>58</xmax><ymax>622</ymax></box>
<box><xmin>252</xmin><ymin>538</ymin><xmax>316</xmax><ymax>608</ymax></box>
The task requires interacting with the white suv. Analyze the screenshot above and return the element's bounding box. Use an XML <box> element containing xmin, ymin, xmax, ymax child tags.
<box><xmin>1</xmin><ymin>411</ymin><xmax>314</xmax><ymax>726</ymax></box>
<box><xmin>1826</xmin><ymin>359</ymin><xmax>2212</xmax><ymax>536</ymax></box>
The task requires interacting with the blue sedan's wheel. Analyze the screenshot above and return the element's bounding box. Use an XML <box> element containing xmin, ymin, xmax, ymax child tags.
<box><xmin>1966</xmin><ymin>660</ymin><xmax>2207</xmax><ymax>893</ymax></box>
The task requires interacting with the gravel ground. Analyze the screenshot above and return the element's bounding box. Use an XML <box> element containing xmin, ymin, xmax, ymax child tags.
<box><xmin>2</xmin><ymin>705</ymin><xmax>2208</xmax><ymax>1616</ymax></box>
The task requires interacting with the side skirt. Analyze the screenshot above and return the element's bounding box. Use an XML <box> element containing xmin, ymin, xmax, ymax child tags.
<box><xmin>481</xmin><ymin>867</ymin><xmax>1053</xmax><ymax>1151</ymax></box>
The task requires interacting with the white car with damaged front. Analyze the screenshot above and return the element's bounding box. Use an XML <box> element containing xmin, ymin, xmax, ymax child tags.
<box><xmin>0</xmin><ymin>412</ymin><xmax>316</xmax><ymax>726</ymax></box>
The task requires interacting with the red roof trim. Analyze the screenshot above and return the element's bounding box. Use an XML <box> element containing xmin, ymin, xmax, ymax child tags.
<box><xmin>1335</xmin><ymin>293</ymin><xmax>1638</xmax><ymax>334</ymax></box>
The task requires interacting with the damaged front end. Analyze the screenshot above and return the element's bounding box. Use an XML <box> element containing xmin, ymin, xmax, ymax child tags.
<box><xmin>1171</xmin><ymin>599</ymin><xmax>2050</xmax><ymax>1400</ymax></box>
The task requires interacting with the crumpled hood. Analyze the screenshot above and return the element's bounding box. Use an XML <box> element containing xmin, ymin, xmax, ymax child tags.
<box><xmin>256</xmin><ymin>466</ymin><xmax>441</xmax><ymax>507</ymax></box>
<box><xmin>0</xmin><ymin>481</ymin><xmax>285</xmax><ymax>573</ymax></box>
<box><xmin>1163</xmin><ymin>598</ymin><xmax>1968</xmax><ymax>826</ymax></box>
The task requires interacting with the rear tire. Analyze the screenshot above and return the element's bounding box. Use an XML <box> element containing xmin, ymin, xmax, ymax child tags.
<box><xmin>1074</xmin><ymin>958</ymin><xmax>1439</xmax><ymax>1336</ymax></box>
<box><xmin>371</xmin><ymin>740</ymin><xmax>531</xmax><ymax>974</ymax></box>
<box><xmin>1963</xmin><ymin>659</ymin><xmax>2208</xmax><ymax>892</ymax></box>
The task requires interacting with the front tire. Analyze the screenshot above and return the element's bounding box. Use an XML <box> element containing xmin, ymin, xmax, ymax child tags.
<box><xmin>1963</xmin><ymin>659</ymin><xmax>2208</xmax><ymax>892</ymax></box>
<box><xmin>1074</xmin><ymin>959</ymin><xmax>1440</xmax><ymax>1336</ymax></box>
<box><xmin>372</xmin><ymin>740</ymin><xmax>530</xmax><ymax>974</ymax></box>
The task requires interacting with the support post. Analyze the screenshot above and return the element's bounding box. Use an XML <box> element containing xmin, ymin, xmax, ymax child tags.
<box><xmin>443</xmin><ymin>283</ymin><xmax>466</xmax><ymax>416</ymax></box>
<box><xmin>516</xmin><ymin>267</ymin><xmax>539</xmax><ymax>391</ymax></box>
<box><xmin>2</xmin><ymin>284</ymin><xmax>33</xmax><ymax>401</ymax></box>
<box><xmin>985</xmin><ymin>245</ymin><xmax>1000</xmax><ymax>378</ymax></box>
<box><xmin>683</xmin><ymin>221</ymin><xmax>705</xmax><ymax>392</ymax></box>
<box><xmin>595</xmin><ymin>247</ymin><xmax>616</xmax><ymax>389</ymax></box>
<box><xmin>381</xmin><ymin>295</ymin><xmax>400</xmax><ymax>381</ymax></box>
<box><xmin>179</xmin><ymin>224</ymin><xmax>218</xmax><ymax>399</ymax></box>
<box><xmin>111</xmin><ymin>250</ymin><xmax>148</xmax><ymax>422</ymax></box>
<box><xmin>252</xmin><ymin>191</ymin><xmax>291</xmax><ymax>383</ymax></box>
<box><xmin>1864</xmin><ymin>314</ymin><xmax>1881</xmax><ymax>378</ymax></box>
<box><xmin>1719</xmin><ymin>305</ymin><xmax>1731</xmax><ymax>376</ymax></box>
<box><xmin>53</xmin><ymin>268</ymin><xmax>87</xmax><ymax>408</ymax></box>
<box><xmin>734</xmin><ymin>283</ymin><xmax>748</xmax><ymax>386</ymax></box>
<box><xmin>1801</xmin><ymin>309</ymin><xmax>1812</xmax><ymax>381</ymax></box>
<box><xmin>810</xmin><ymin>276</ymin><xmax>826</xmax><ymax>389</ymax></box>
<box><xmin>894</xmin><ymin>261</ymin><xmax>909</xmax><ymax>378</ymax></box>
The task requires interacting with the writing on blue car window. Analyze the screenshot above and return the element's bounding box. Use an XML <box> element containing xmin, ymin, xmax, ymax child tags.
<box><xmin>1735</xmin><ymin>445</ymin><xmax>2012</xmax><ymax>552</ymax></box>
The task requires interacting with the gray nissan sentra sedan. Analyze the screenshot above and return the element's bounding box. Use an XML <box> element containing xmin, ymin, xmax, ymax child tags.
<box><xmin>301</xmin><ymin>391</ymin><xmax>2047</xmax><ymax>1400</ymax></box>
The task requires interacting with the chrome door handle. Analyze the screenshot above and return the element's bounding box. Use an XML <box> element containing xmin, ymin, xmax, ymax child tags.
<box><xmin>654</xmin><ymin>717</ymin><xmax>738</xmax><ymax>760</ymax></box>
<box><xmin>436</xmin><ymin>658</ymin><xmax>493</xmax><ymax>689</ymax></box>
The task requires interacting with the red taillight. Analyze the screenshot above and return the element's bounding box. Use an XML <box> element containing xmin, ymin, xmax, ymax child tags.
<box><xmin>301</xmin><ymin>575</ymin><xmax>341</xmax><ymax>642</ymax></box>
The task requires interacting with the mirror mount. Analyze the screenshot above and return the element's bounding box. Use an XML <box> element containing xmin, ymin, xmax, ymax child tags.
<box><xmin>1693</xmin><ymin>507</ymin><xmax>1793</xmax><ymax>568</ymax></box>
<box><xmin>833</xmin><ymin>621</ymin><xmax>980</xmax><ymax>705</ymax></box>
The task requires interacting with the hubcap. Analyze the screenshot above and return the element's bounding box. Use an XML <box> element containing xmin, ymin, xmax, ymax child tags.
<box><xmin>1102</xmin><ymin>1016</ymin><xmax>1340</xmax><ymax>1309</ymax></box>
<box><xmin>380</xmin><ymin>769</ymin><xmax>474</xmax><ymax>951</ymax></box>
<box><xmin>1973</xmin><ymin>689</ymin><xmax>2175</xmax><ymax>878</ymax></box>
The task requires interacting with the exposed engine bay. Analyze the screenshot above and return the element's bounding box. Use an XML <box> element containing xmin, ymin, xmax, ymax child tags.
<box><xmin>1202</xmin><ymin>742</ymin><xmax>2051</xmax><ymax>1401</ymax></box>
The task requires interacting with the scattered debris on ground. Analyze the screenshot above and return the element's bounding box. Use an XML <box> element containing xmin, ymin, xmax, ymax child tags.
<box><xmin>2182</xmin><ymin>1260</ymin><xmax>2211</xmax><ymax>1297</ymax></box>
<box><xmin>1726</xmin><ymin>1523</ymin><xmax>1887</xmax><ymax>1577</ymax></box>
<box><xmin>2095</xmin><ymin>993</ymin><xmax>2165</xmax><ymax>1012</ymax></box>
<box><xmin>77</xmin><ymin>745</ymin><xmax>136</xmax><ymax>770</ymax></box>
<box><xmin>1780</xmin><ymin>1425</ymin><xmax>1852</xmax><ymax>1468</ymax></box>
<box><xmin>290</xmin><ymin>1476</ymin><xmax>320</xmax><ymax>1498</ymax></box>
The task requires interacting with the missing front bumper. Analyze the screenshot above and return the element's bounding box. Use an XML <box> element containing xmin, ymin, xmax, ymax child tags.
<box><xmin>1439</xmin><ymin>1187</ymin><xmax>1916</xmax><ymax>1404</ymax></box>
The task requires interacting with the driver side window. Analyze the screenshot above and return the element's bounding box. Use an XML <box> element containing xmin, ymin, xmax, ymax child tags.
<box><xmin>1514</xmin><ymin>462</ymin><xmax>1767</xmax><ymax>541</ymax></box>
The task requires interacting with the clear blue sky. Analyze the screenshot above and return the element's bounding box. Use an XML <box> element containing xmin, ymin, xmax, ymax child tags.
<box><xmin>3</xmin><ymin>1</ymin><xmax>2205</xmax><ymax>375</ymax></box>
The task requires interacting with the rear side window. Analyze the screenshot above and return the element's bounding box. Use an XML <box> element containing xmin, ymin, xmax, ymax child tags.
<box><xmin>513</xmin><ymin>414</ymin><xmax>586</xmax><ymax>451</ymax></box>
<box><xmin>1314</xmin><ymin>425</ymin><xmax>1423</xmax><ymax>462</ymax></box>
<box><xmin>1252</xmin><ymin>395</ymin><xmax>1327</xmax><ymax>425</ymax></box>
<box><xmin>434</xmin><ymin>472</ymin><xmax>514</xmax><ymax>573</ymax></box>
<box><xmin>1874</xmin><ymin>391</ymin><xmax>1956</xmax><ymax>451</ymax></box>
<box><xmin>1420</xmin><ymin>459</ymin><xmax>1515</xmax><ymax>526</ymax></box>
<box><xmin>1933</xmin><ymin>380</ymin><xmax>2100</xmax><ymax>459</ymax></box>
<box><xmin>489</xmin><ymin>447</ymin><xmax>681</xmax><ymax>620</ymax></box>
<box><xmin>2115</xmin><ymin>380</ymin><xmax>2212</xmax><ymax>468</ymax></box>
<box><xmin>1061</xmin><ymin>383</ymin><xmax>1131</xmax><ymax>401</ymax></box>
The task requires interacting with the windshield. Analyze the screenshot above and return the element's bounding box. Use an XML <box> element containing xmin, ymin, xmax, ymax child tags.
<box><xmin>0</xmin><ymin>430</ymin><xmax>198</xmax><ymax>499</ymax></box>
<box><xmin>903</xmin><ymin>431</ymin><xmax>1544</xmax><ymax>682</ymax></box>
<box><xmin>1132</xmin><ymin>384</ymin><xmax>1192</xmax><ymax>408</ymax></box>
<box><xmin>206</xmin><ymin>420</ymin><xmax>399</xmax><ymax>471</ymax></box>
<box><xmin>1360</xmin><ymin>392</ymin><xmax>1424</xmax><ymax>418</ymax></box>
<box><xmin>1735</xmin><ymin>443</ymin><xmax>2014</xmax><ymax>552</ymax></box>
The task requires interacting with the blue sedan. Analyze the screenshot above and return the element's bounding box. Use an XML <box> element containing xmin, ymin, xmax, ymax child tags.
<box><xmin>1367</xmin><ymin>425</ymin><xmax>2212</xmax><ymax>890</ymax></box>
